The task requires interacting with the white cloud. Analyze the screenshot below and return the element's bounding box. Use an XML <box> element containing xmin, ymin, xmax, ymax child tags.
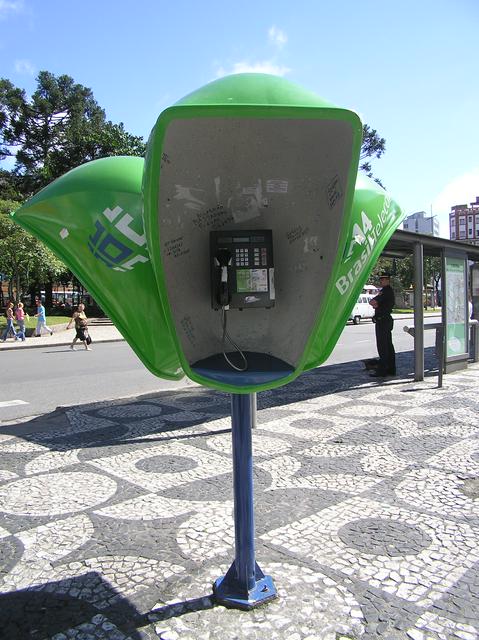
<box><xmin>432</xmin><ymin>167</ymin><xmax>479</xmax><ymax>237</ymax></box>
<box><xmin>0</xmin><ymin>0</ymin><xmax>23</xmax><ymax>20</ymax></box>
<box><xmin>14</xmin><ymin>58</ymin><xmax>35</xmax><ymax>75</ymax></box>
<box><xmin>268</xmin><ymin>25</ymin><xmax>288</xmax><ymax>49</ymax></box>
<box><xmin>432</xmin><ymin>167</ymin><xmax>479</xmax><ymax>213</ymax></box>
<box><xmin>216</xmin><ymin>60</ymin><xmax>291</xmax><ymax>78</ymax></box>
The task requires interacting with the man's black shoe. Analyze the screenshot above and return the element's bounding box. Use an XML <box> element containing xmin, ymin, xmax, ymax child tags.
<box><xmin>369</xmin><ymin>370</ymin><xmax>387</xmax><ymax>378</ymax></box>
<box><xmin>362</xmin><ymin>358</ymin><xmax>380</xmax><ymax>371</ymax></box>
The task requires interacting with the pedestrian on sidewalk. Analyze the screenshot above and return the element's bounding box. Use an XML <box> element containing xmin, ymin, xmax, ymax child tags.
<box><xmin>15</xmin><ymin>302</ymin><xmax>26</xmax><ymax>341</ymax></box>
<box><xmin>66</xmin><ymin>303</ymin><xmax>92</xmax><ymax>350</ymax></box>
<box><xmin>368</xmin><ymin>273</ymin><xmax>396</xmax><ymax>378</ymax></box>
<box><xmin>1</xmin><ymin>302</ymin><xmax>18</xmax><ymax>342</ymax></box>
<box><xmin>34</xmin><ymin>298</ymin><xmax>54</xmax><ymax>337</ymax></box>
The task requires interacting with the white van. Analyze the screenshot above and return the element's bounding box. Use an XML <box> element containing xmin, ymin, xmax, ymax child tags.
<box><xmin>348</xmin><ymin>294</ymin><xmax>375</xmax><ymax>324</ymax></box>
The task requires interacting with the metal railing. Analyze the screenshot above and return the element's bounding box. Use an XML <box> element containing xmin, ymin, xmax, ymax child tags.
<box><xmin>403</xmin><ymin>323</ymin><xmax>444</xmax><ymax>388</ymax></box>
<box><xmin>403</xmin><ymin>319</ymin><xmax>479</xmax><ymax>388</ymax></box>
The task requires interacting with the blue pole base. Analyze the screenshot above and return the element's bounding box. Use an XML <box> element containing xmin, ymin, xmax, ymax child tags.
<box><xmin>213</xmin><ymin>561</ymin><xmax>277</xmax><ymax>610</ymax></box>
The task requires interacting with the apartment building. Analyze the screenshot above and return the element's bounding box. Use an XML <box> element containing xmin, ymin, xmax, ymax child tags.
<box><xmin>402</xmin><ymin>211</ymin><xmax>439</xmax><ymax>236</ymax></box>
<box><xmin>449</xmin><ymin>196</ymin><xmax>479</xmax><ymax>245</ymax></box>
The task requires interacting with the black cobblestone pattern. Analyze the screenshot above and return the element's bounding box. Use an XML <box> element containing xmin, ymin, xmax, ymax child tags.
<box><xmin>0</xmin><ymin>349</ymin><xmax>478</xmax><ymax>639</ymax></box>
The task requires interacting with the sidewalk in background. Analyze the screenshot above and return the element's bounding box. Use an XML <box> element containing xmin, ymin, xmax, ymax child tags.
<box><xmin>0</xmin><ymin>319</ymin><xmax>124</xmax><ymax>351</ymax></box>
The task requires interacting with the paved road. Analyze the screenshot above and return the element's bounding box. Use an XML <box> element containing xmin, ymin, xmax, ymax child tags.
<box><xmin>0</xmin><ymin>341</ymin><xmax>195</xmax><ymax>423</ymax></box>
<box><xmin>0</xmin><ymin>317</ymin><xmax>439</xmax><ymax>423</ymax></box>
<box><xmin>324</xmin><ymin>316</ymin><xmax>438</xmax><ymax>366</ymax></box>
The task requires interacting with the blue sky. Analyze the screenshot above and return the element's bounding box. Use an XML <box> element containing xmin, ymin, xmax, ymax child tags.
<box><xmin>1</xmin><ymin>0</ymin><xmax>478</xmax><ymax>237</ymax></box>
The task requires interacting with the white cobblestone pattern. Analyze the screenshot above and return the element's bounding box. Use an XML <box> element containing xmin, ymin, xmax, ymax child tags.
<box><xmin>261</xmin><ymin>496</ymin><xmax>479</xmax><ymax>607</ymax></box>
<box><xmin>206</xmin><ymin>432</ymin><xmax>292</xmax><ymax>457</ymax></box>
<box><xmin>258</xmin><ymin>410</ymin><xmax>367</xmax><ymax>441</ymax></box>
<box><xmin>258</xmin><ymin>454</ymin><xmax>382</xmax><ymax>493</ymax></box>
<box><xmin>87</xmin><ymin>441</ymin><xmax>232</xmax><ymax>492</ymax></box>
<box><xmin>0</xmin><ymin>362</ymin><xmax>478</xmax><ymax>638</ymax></box>
<box><xmin>395</xmin><ymin>468</ymin><xmax>479</xmax><ymax>519</ymax></box>
<box><xmin>151</xmin><ymin>563</ymin><xmax>366</xmax><ymax>640</ymax></box>
<box><xmin>426</xmin><ymin>438</ymin><xmax>479</xmax><ymax>476</ymax></box>
<box><xmin>0</xmin><ymin>472</ymin><xmax>118</xmax><ymax>515</ymax></box>
<box><xmin>412</xmin><ymin>611</ymin><xmax>478</xmax><ymax>639</ymax></box>
<box><xmin>1</xmin><ymin>515</ymin><xmax>95</xmax><ymax>592</ymax></box>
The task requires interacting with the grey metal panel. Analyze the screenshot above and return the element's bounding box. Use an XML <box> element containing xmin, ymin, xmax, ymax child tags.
<box><xmin>157</xmin><ymin>117</ymin><xmax>354</xmax><ymax>367</ymax></box>
<box><xmin>413</xmin><ymin>242</ymin><xmax>424</xmax><ymax>381</ymax></box>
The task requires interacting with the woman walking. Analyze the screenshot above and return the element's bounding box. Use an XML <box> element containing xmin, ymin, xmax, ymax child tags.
<box><xmin>1</xmin><ymin>302</ymin><xmax>18</xmax><ymax>342</ymax></box>
<box><xmin>15</xmin><ymin>302</ymin><xmax>27</xmax><ymax>341</ymax></box>
<box><xmin>66</xmin><ymin>303</ymin><xmax>92</xmax><ymax>350</ymax></box>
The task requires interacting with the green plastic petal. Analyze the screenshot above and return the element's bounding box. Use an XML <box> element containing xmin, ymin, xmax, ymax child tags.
<box><xmin>304</xmin><ymin>174</ymin><xmax>404</xmax><ymax>370</ymax></box>
<box><xmin>12</xmin><ymin>156</ymin><xmax>182</xmax><ymax>380</ymax></box>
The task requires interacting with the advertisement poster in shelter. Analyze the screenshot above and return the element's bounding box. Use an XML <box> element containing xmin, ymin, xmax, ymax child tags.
<box><xmin>445</xmin><ymin>256</ymin><xmax>467</xmax><ymax>358</ymax></box>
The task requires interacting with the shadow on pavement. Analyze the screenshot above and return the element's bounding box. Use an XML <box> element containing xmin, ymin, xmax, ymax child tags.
<box><xmin>0</xmin><ymin>572</ymin><xmax>144</xmax><ymax>639</ymax></box>
<box><xmin>0</xmin><ymin>573</ymin><xmax>218</xmax><ymax>639</ymax></box>
<box><xmin>0</xmin><ymin>347</ymin><xmax>444</xmax><ymax>450</ymax></box>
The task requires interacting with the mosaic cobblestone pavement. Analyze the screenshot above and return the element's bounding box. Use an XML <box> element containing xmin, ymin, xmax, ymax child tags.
<box><xmin>1</xmin><ymin>353</ymin><xmax>479</xmax><ymax>639</ymax></box>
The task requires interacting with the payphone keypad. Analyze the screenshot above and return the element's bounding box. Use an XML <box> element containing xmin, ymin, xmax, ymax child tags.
<box><xmin>235</xmin><ymin>248</ymin><xmax>250</xmax><ymax>267</ymax></box>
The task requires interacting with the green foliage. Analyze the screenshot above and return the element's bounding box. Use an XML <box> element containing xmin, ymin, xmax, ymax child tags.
<box><xmin>0</xmin><ymin>197</ymin><xmax>20</xmax><ymax>217</ymax></box>
<box><xmin>0</xmin><ymin>71</ymin><xmax>145</xmax><ymax>197</ymax></box>
<box><xmin>425</xmin><ymin>256</ymin><xmax>441</xmax><ymax>286</ymax></box>
<box><xmin>0</xmin><ymin>198</ymin><xmax>66</xmax><ymax>300</ymax></box>
<box><xmin>0</xmin><ymin>78</ymin><xmax>26</xmax><ymax>160</ymax></box>
<box><xmin>0</xmin><ymin>169</ymin><xmax>22</xmax><ymax>200</ymax></box>
<box><xmin>360</xmin><ymin>124</ymin><xmax>386</xmax><ymax>187</ymax></box>
<box><xmin>0</xmin><ymin>315</ymin><xmax>71</xmax><ymax>330</ymax></box>
<box><xmin>394</xmin><ymin>256</ymin><xmax>415</xmax><ymax>291</ymax></box>
<box><xmin>370</xmin><ymin>255</ymin><xmax>442</xmax><ymax>309</ymax></box>
<box><xmin>0</xmin><ymin>70</ymin><xmax>147</xmax><ymax>300</ymax></box>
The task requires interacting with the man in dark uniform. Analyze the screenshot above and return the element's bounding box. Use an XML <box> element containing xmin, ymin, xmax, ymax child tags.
<box><xmin>369</xmin><ymin>273</ymin><xmax>396</xmax><ymax>377</ymax></box>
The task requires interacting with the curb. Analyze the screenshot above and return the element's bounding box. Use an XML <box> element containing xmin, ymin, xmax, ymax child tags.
<box><xmin>0</xmin><ymin>337</ymin><xmax>125</xmax><ymax>351</ymax></box>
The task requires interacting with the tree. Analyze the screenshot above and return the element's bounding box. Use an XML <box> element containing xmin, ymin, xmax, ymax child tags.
<box><xmin>424</xmin><ymin>257</ymin><xmax>441</xmax><ymax>308</ymax></box>
<box><xmin>0</xmin><ymin>72</ymin><xmax>145</xmax><ymax>196</ymax></box>
<box><xmin>0</xmin><ymin>79</ymin><xmax>26</xmax><ymax>161</ymax></box>
<box><xmin>0</xmin><ymin>72</ymin><xmax>146</xmax><ymax>306</ymax></box>
<box><xmin>369</xmin><ymin>254</ymin><xmax>442</xmax><ymax>310</ymax></box>
<box><xmin>0</xmin><ymin>169</ymin><xmax>22</xmax><ymax>200</ymax></box>
<box><xmin>0</xmin><ymin>198</ymin><xmax>65</xmax><ymax>305</ymax></box>
<box><xmin>360</xmin><ymin>124</ymin><xmax>386</xmax><ymax>187</ymax></box>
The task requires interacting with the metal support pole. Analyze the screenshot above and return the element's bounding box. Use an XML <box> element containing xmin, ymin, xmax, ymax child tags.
<box><xmin>250</xmin><ymin>392</ymin><xmax>257</xmax><ymax>429</ymax></box>
<box><xmin>437</xmin><ymin>326</ymin><xmax>444</xmax><ymax>388</ymax></box>
<box><xmin>413</xmin><ymin>242</ymin><xmax>424</xmax><ymax>381</ymax></box>
<box><xmin>471</xmin><ymin>320</ymin><xmax>479</xmax><ymax>362</ymax></box>
<box><xmin>213</xmin><ymin>393</ymin><xmax>277</xmax><ymax>609</ymax></box>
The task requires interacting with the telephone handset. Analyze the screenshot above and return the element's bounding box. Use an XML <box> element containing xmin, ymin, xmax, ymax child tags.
<box><xmin>210</xmin><ymin>230</ymin><xmax>275</xmax><ymax>310</ymax></box>
<box><xmin>214</xmin><ymin>248</ymin><xmax>233</xmax><ymax>307</ymax></box>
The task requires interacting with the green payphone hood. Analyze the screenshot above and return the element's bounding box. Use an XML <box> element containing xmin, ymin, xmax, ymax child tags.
<box><xmin>12</xmin><ymin>74</ymin><xmax>404</xmax><ymax>393</ymax></box>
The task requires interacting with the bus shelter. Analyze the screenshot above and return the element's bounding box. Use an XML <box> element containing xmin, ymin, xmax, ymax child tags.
<box><xmin>381</xmin><ymin>229</ymin><xmax>479</xmax><ymax>380</ymax></box>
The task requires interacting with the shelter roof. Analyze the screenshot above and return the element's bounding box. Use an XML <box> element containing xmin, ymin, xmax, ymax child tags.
<box><xmin>382</xmin><ymin>229</ymin><xmax>479</xmax><ymax>260</ymax></box>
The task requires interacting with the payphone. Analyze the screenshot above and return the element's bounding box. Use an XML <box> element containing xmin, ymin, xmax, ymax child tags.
<box><xmin>12</xmin><ymin>71</ymin><xmax>406</xmax><ymax>613</ymax></box>
<box><xmin>210</xmin><ymin>230</ymin><xmax>275</xmax><ymax>310</ymax></box>
<box><xmin>210</xmin><ymin>230</ymin><xmax>275</xmax><ymax>371</ymax></box>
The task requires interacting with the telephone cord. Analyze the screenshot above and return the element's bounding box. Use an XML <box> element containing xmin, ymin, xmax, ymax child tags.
<box><xmin>221</xmin><ymin>307</ymin><xmax>248</xmax><ymax>371</ymax></box>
